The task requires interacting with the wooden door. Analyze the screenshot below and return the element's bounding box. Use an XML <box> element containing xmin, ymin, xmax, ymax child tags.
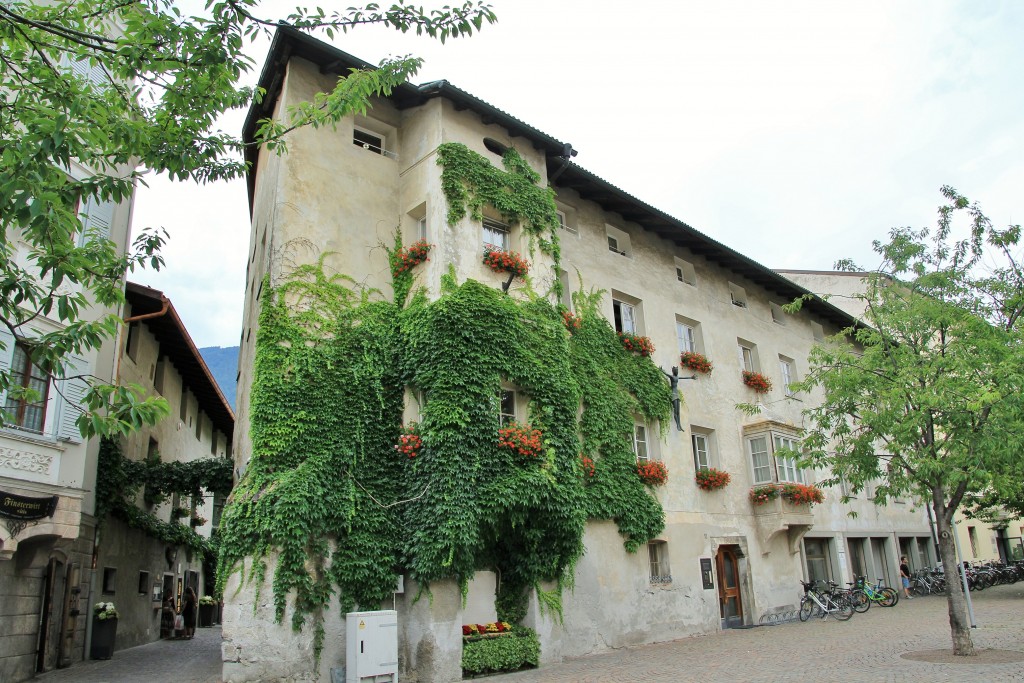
<box><xmin>716</xmin><ymin>546</ymin><xmax>743</xmax><ymax>628</ymax></box>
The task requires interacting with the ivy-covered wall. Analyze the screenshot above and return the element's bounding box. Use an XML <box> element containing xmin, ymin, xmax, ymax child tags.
<box><xmin>217</xmin><ymin>142</ymin><xmax>671</xmax><ymax>655</ymax></box>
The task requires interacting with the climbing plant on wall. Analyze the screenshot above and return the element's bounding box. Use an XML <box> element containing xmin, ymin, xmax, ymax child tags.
<box><xmin>95</xmin><ymin>438</ymin><xmax>232</xmax><ymax>555</ymax></box>
<box><xmin>216</xmin><ymin>143</ymin><xmax>671</xmax><ymax>656</ymax></box>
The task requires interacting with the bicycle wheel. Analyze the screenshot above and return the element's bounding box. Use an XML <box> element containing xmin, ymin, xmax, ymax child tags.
<box><xmin>913</xmin><ymin>583</ymin><xmax>929</xmax><ymax>597</ymax></box>
<box><xmin>851</xmin><ymin>589</ymin><xmax>870</xmax><ymax>613</ymax></box>
<box><xmin>879</xmin><ymin>588</ymin><xmax>898</xmax><ymax>607</ymax></box>
<box><xmin>833</xmin><ymin>597</ymin><xmax>854</xmax><ymax>621</ymax></box>
<box><xmin>799</xmin><ymin>597</ymin><xmax>814</xmax><ymax>622</ymax></box>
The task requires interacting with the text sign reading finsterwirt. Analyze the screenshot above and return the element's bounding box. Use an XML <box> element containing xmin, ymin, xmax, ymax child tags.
<box><xmin>0</xmin><ymin>490</ymin><xmax>58</xmax><ymax>520</ymax></box>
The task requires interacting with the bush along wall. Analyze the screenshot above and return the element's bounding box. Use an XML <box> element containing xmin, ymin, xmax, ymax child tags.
<box><xmin>216</xmin><ymin>143</ymin><xmax>671</xmax><ymax>662</ymax></box>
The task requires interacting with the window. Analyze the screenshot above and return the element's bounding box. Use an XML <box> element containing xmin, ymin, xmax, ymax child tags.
<box><xmin>556</xmin><ymin>210</ymin><xmax>570</xmax><ymax>233</ymax></box>
<box><xmin>353</xmin><ymin>127</ymin><xmax>385</xmax><ymax>155</ymax></box>
<box><xmin>557</xmin><ymin>269</ymin><xmax>572</xmax><ymax>310</ymax></box>
<box><xmin>154</xmin><ymin>356</ymin><xmax>166</xmax><ymax>395</ymax></box>
<box><xmin>483</xmin><ymin>217</ymin><xmax>510</xmax><ymax>251</ymax></box>
<box><xmin>770</xmin><ymin>302</ymin><xmax>786</xmax><ymax>325</ymax></box>
<box><xmin>804</xmin><ymin>538</ymin><xmax>833</xmax><ymax>583</ymax></box>
<box><xmin>749</xmin><ymin>436</ymin><xmax>772</xmax><ymax>484</ymax></box>
<box><xmin>633</xmin><ymin>424</ymin><xmax>649</xmax><ymax>462</ymax></box>
<box><xmin>728</xmin><ymin>283</ymin><xmax>748</xmax><ymax>308</ymax></box>
<box><xmin>125</xmin><ymin>321</ymin><xmax>140</xmax><ymax>361</ymax></box>
<box><xmin>677</xmin><ymin>321</ymin><xmax>696</xmax><ymax>354</ymax></box>
<box><xmin>968</xmin><ymin>526</ymin><xmax>979</xmax><ymax>557</ymax></box>
<box><xmin>779</xmin><ymin>356</ymin><xmax>796</xmax><ymax>396</ymax></box>
<box><xmin>138</xmin><ymin>571</ymin><xmax>150</xmax><ymax>595</ymax></box>
<box><xmin>4</xmin><ymin>342</ymin><xmax>49</xmax><ymax>433</ymax></box>
<box><xmin>498</xmin><ymin>389</ymin><xmax>516</xmax><ymax>427</ymax></box>
<box><xmin>773</xmin><ymin>434</ymin><xmax>805</xmax><ymax>483</ymax></box>
<box><xmin>606</xmin><ymin>225</ymin><xmax>631</xmax><ymax>257</ymax></box>
<box><xmin>748</xmin><ymin>432</ymin><xmax>806</xmax><ymax>485</ymax></box>
<box><xmin>691</xmin><ymin>432</ymin><xmax>710</xmax><ymax>471</ymax></box>
<box><xmin>179</xmin><ymin>389</ymin><xmax>188</xmax><ymax>422</ymax></box>
<box><xmin>811</xmin><ymin>321</ymin><xmax>825</xmax><ymax>343</ymax></box>
<box><xmin>102</xmin><ymin>567</ymin><xmax>117</xmax><ymax>594</ymax></box>
<box><xmin>737</xmin><ymin>341</ymin><xmax>757</xmax><ymax>372</ymax></box>
<box><xmin>613</xmin><ymin>299</ymin><xmax>637</xmax><ymax>334</ymax></box>
<box><xmin>648</xmin><ymin>541</ymin><xmax>672</xmax><ymax>584</ymax></box>
<box><xmin>674</xmin><ymin>258</ymin><xmax>696</xmax><ymax>286</ymax></box>
<box><xmin>147</xmin><ymin>437</ymin><xmax>159</xmax><ymax>462</ymax></box>
<box><xmin>418</xmin><ymin>217</ymin><xmax>428</xmax><ymax>241</ymax></box>
<box><xmin>195</xmin><ymin>413</ymin><xmax>202</xmax><ymax>440</ymax></box>
<box><xmin>210</xmin><ymin>431</ymin><xmax>218</xmax><ymax>455</ymax></box>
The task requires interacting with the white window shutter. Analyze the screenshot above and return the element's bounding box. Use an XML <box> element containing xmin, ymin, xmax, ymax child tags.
<box><xmin>0</xmin><ymin>328</ymin><xmax>14</xmax><ymax>408</ymax></box>
<box><xmin>57</xmin><ymin>355</ymin><xmax>90</xmax><ymax>443</ymax></box>
<box><xmin>79</xmin><ymin>196</ymin><xmax>115</xmax><ymax>244</ymax></box>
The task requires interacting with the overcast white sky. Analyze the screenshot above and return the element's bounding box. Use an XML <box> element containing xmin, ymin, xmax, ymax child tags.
<box><xmin>131</xmin><ymin>0</ymin><xmax>1024</xmax><ymax>348</ymax></box>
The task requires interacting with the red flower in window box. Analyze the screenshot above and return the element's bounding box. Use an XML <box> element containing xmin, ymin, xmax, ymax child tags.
<box><xmin>391</xmin><ymin>240</ymin><xmax>432</xmax><ymax>278</ymax></box>
<box><xmin>637</xmin><ymin>460</ymin><xmax>668</xmax><ymax>486</ymax></box>
<box><xmin>580</xmin><ymin>454</ymin><xmax>596</xmax><ymax>479</ymax></box>
<box><xmin>619</xmin><ymin>332</ymin><xmax>654</xmax><ymax>357</ymax></box>
<box><xmin>395</xmin><ymin>423</ymin><xmax>423</xmax><ymax>459</ymax></box>
<box><xmin>749</xmin><ymin>483</ymin><xmax>781</xmax><ymax>505</ymax></box>
<box><xmin>741</xmin><ymin>370</ymin><xmax>772</xmax><ymax>393</ymax></box>
<box><xmin>561</xmin><ymin>310</ymin><xmax>582</xmax><ymax>334</ymax></box>
<box><xmin>497</xmin><ymin>422</ymin><xmax>544</xmax><ymax>459</ymax></box>
<box><xmin>483</xmin><ymin>247</ymin><xmax>530</xmax><ymax>278</ymax></box>
<box><xmin>694</xmin><ymin>467</ymin><xmax>730</xmax><ymax>491</ymax></box>
<box><xmin>679</xmin><ymin>351</ymin><xmax>713</xmax><ymax>374</ymax></box>
<box><xmin>780</xmin><ymin>482</ymin><xmax>824</xmax><ymax>506</ymax></box>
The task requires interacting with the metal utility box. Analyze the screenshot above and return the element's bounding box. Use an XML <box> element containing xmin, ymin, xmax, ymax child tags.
<box><xmin>345</xmin><ymin>610</ymin><xmax>398</xmax><ymax>683</ymax></box>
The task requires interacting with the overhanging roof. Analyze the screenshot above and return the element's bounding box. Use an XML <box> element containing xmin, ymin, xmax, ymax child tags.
<box><xmin>125</xmin><ymin>282</ymin><xmax>234</xmax><ymax>439</ymax></box>
<box><xmin>243</xmin><ymin>27</ymin><xmax>862</xmax><ymax>331</ymax></box>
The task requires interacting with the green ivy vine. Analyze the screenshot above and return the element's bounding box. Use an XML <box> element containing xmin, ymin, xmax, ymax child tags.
<box><xmin>95</xmin><ymin>437</ymin><xmax>232</xmax><ymax>555</ymax></box>
<box><xmin>216</xmin><ymin>143</ymin><xmax>671</xmax><ymax>659</ymax></box>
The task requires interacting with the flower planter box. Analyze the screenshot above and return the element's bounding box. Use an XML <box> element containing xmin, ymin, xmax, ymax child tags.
<box><xmin>198</xmin><ymin>603</ymin><xmax>216</xmax><ymax>628</ymax></box>
<box><xmin>90</xmin><ymin>617</ymin><xmax>118</xmax><ymax>660</ymax></box>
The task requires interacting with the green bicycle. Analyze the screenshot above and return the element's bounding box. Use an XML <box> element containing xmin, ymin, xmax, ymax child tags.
<box><xmin>848</xmin><ymin>575</ymin><xmax>898</xmax><ymax>612</ymax></box>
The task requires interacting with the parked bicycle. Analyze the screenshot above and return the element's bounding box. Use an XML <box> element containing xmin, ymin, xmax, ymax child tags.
<box><xmin>798</xmin><ymin>580</ymin><xmax>854</xmax><ymax>621</ymax></box>
<box><xmin>849</xmin><ymin>575</ymin><xmax>898</xmax><ymax>611</ymax></box>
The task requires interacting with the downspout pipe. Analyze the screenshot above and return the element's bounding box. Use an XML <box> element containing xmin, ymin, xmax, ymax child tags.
<box><xmin>124</xmin><ymin>298</ymin><xmax>169</xmax><ymax>323</ymax></box>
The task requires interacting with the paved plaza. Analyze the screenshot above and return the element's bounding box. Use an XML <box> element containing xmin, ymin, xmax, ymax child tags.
<box><xmin>31</xmin><ymin>583</ymin><xmax>1024</xmax><ymax>682</ymax></box>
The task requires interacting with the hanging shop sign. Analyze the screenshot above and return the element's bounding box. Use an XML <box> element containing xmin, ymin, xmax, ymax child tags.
<box><xmin>0</xmin><ymin>490</ymin><xmax>59</xmax><ymax>520</ymax></box>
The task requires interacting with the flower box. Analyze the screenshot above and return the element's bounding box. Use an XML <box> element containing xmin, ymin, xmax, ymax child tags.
<box><xmin>497</xmin><ymin>422</ymin><xmax>544</xmax><ymax>459</ymax></box>
<box><xmin>749</xmin><ymin>484</ymin><xmax>781</xmax><ymax>506</ymax></box>
<box><xmin>619</xmin><ymin>333</ymin><xmax>654</xmax><ymax>357</ymax></box>
<box><xmin>637</xmin><ymin>460</ymin><xmax>668</xmax><ymax>486</ymax></box>
<box><xmin>395</xmin><ymin>423</ymin><xmax>423</xmax><ymax>459</ymax></box>
<box><xmin>483</xmin><ymin>247</ymin><xmax>530</xmax><ymax>278</ymax></box>
<box><xmin>680</xmin><ymin>351</ymin><xmax>713</xmax><ymax>374</ymax></box>
<box><xmin>780</xmin><ymin>482</ymin><xmax>824</xmax><ymax>505</ymax></box>
<box><xmin>561</xmin><ymin>310</ymin><xmax>581</xmax><ymax>334</ymax></box>
<box><xmin>741</xmin><ymin>371</ymin><xmax>772</xmax><ymax>393</ymax></box>
<box><xmin>462</xmin><ymin>625</ymin><xmax>539</xmax><ymax>677</ymax></box>
<box><xmin>391</xmin><ymin>239</ymin><xmax>432</xmax><ymax>277</ymax></box>
<box><xmin>694</xmin><ymin>467</ymin><xmax>730</xmax><ymax>491</ymax></box>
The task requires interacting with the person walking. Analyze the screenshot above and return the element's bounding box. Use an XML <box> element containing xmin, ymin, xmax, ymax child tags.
<box><xmin>900</xmin><ymin>556</ymin><xmax>913</xmax><ymax>600</ymax></box>
<box><xmin>182</xmin><ymin>586</ymin><xmax>198</xmax><ymax>639</ymax></box>
<box><xmin>161</xmin><ymin>593</ymin><xmax>176</xmax><ymax>639</ymax></box>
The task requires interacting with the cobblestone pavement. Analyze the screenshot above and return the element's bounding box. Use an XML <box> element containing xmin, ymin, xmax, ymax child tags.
<box><xmin>35</xmin><ymin>625</ymin><xmax>221</xmax><ymax>683</ymax></box>
<box><xmin>503</xmin><ymin>583</ymin><xmax>1024</xmax><ymax>683</ymax></box>
<box><xmin>30</xmin><ymin>585</ymin><xmax>1024</xmax><ymax>682</ymax></box>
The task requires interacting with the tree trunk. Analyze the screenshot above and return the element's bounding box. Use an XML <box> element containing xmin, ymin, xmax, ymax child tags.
<box><xmin>932</xmin><ymin>493</ymin><xmax>976</xmax><ymax>656</ymax></box>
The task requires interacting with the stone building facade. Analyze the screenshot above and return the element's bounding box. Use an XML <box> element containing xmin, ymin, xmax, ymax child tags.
<box><xmin>90</xmin><ymin>282</ymin><xmax>234</xmax><ymax>653</ymax></box>
<box><xmin>226</xmin><ymin>28</ymin><xmax>937</xmax><ymax>682</ymax></box>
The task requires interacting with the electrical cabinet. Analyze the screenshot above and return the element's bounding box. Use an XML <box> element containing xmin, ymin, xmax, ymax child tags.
<box><xmin>345</xmin><ymin>610</ymin><xmax>398</xmax><ymax>683</ymax></box>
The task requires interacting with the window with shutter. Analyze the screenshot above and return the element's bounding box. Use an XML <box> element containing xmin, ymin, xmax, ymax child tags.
<box><xmin>56</xmin><ymin>355</ymin><xmax>89</xmax><ymax>443</ymax></box>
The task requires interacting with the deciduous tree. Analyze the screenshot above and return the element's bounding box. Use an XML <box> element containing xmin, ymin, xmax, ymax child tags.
<box><xmin>793</xmin><ymin>187</ymin><xmax>1024</xmax><ymax>656</ymax></box>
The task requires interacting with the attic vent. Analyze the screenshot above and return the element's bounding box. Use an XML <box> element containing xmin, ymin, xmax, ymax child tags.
<box><xmin>483</xmin><ymin>138</ymin><xmax>508</xmax><ymax>156</ymax></box>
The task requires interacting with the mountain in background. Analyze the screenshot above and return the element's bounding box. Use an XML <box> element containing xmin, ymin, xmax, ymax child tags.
<box><xmin>199</xmin><ymin>345</ymin><xmax>239</xmax><ymax>410</ymax></box>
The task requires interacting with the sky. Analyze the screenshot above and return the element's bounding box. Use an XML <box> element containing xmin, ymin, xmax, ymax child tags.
<box><xmin>130</xmin><ymin>0</ymin><xmax>1024</xmax><ymax>348</ymax></box>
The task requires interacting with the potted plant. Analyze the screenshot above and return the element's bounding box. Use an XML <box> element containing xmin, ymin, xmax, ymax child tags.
<box><xmin>391</xmin><ymin>239</ymin><xmax>432</xmax><ymax>278</ymax></box>
<box><xmin>482</xmin><ymin>247</ymin><xmax>530</xmax><ymax>278</ymax></box>
<box><xmin>680</xmin><ymin>351</ymin><xmax>713</xmax><ymax>374</ymax></box>
<box><xmin>741</xmin><ymin>370</ymin><xmax>772</xmax><ymax>393</ymax></box>
<box><xmin>198</xmin><ymin>595</ymin><xmax>218</xmax><ymax>628</ymax></box>
<box><xmin>749</xmin><ymin>483</ymin><xmax>781</xmax><ymax>506</ymax></box>
<box><xmin>619</xmin><ymin>332</ymin><xmax>654</xmax><ymax>357</ymax></box>
<box><xmin>462</xmin><ymin>622</ymin><xmax>540</xmax><ymax>676</ymax></box>
<box><xmin>780</xmin><ymin>482</ymin><xmax>825</xmax><ymax>506</ymax></box>
<box><xmin>497</xmin><ymin>422</ymin><xmax>544</xmax><ymax>459</ymax></box>
<box><xmin>90</xmin><ymin>602</ymin><xmax>119</xmax><ymax>660</ymax></box>
<box><xmin>189</xmin><ymin>513</ymin><xmax>207</xmax><ymax>528</ymax></box>
<box><xmin>395</xmin><ymin>422</ymin><xmax>424</xmax><ymax>459</ymax></box>
<box><xmin>694</xmin><ymin>467</ymin><xmax>730</xmax><ymax>491</ymax></box>
<box><xmin>637</xmin><ymin>460</ymin><xmax>668</xmax><ymax>486</ymax></box>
